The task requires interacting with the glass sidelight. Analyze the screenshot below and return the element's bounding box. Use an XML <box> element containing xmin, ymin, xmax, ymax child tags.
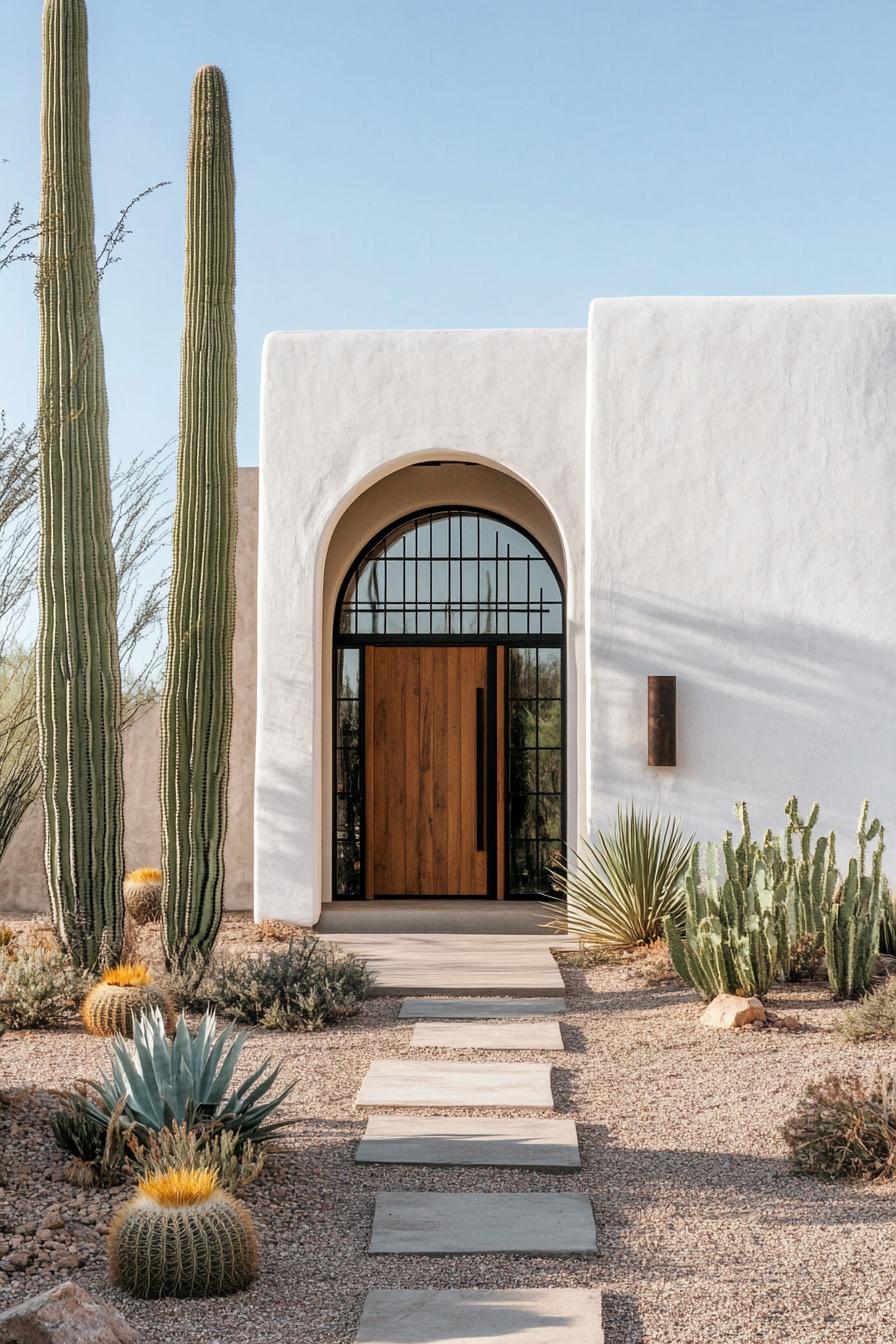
<box><xmin>507</xmin><ymin>646</ymin><xmax>564</xmax><ymax>894</ymax></box>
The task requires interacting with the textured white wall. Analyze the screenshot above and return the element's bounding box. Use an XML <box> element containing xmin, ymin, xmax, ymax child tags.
<box><xmin>255</xmin><ymin>330</ymin><xmax>587</xmax><ymax>924</ymax></box>
<box><xmin>587</xmin><ymin>296</ymin><xmax>896</xmax><ymax>847</ymax></box>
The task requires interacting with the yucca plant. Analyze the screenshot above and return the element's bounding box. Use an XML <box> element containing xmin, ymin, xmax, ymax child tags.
<box><xmin>59</xmin><ymin>1006</ymin><xmax>293</xmax><ymax>1151</ymax></box>
<box><xmin>544</xmin><ymin>805</ymin><xmax>692</xmax><ymax>948</ymax></box>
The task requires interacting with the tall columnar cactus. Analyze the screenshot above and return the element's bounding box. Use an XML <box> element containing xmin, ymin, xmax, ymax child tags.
<box><xmin>824</xmin><ymin>803</ymin><xmax>885</xmax><ymax>1000</ymax></box>
<box><xmin>161</xmin><ymin>66</ymin><xmax>237</xmax><ymax>972</ymax></box>
<box><xmin>664</xmin><ymin>839</ymin><xmax>779</xmax><ymax>1000</ymax></box>
<box><xmin>36</xmin><ymin>0</ymin><xmax>124</xmax><ymax>969</ymax></box>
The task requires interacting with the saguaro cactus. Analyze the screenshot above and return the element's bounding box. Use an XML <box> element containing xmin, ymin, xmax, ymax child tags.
<box><xmin>36</xmin><ymin>0</ymin><xmax>124</xmax><ymax>969</ymax></box>
<box><xmin>161</xmin><ymin>66</ymin><xmax>237</xmax><ymax>971</ymax></box>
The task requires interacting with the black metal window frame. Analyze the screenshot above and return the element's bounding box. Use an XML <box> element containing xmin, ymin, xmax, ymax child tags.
<box><xmin>332</xmin><ymin>506</ymin><xmax>566</xmax><ymax>901</ymax></box>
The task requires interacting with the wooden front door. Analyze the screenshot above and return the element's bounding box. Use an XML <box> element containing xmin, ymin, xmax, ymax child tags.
<box><xmin>364</xmin><ymin>646</ymin><xmax>504</xmax><ymax>897</ymax></box>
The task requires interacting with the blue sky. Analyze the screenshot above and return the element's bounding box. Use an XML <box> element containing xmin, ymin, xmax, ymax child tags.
<box><xmin>2</xmin><ymin>0</ymin><xmax>896</xmax><ymax>467</ymax></box>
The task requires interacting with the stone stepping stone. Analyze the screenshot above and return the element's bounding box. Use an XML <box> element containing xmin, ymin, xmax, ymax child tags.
<box><xmin>369</xmin><ymin>1192</ymin><xmax>597</xmax><ymax>1255</ymax></box>
<box><xmin>410</xmin><ymin>1020</ymin><xmax>564</xmax><ymax>1050</ymax></box>
<box><xmin>323</xmin><ymin>934</ymin><xmax>566</xmax><ymax>997</ymax></box>
<box><xmin>355</xmin><ymin>1060</ymin><xmax>553</xmax><ymax>1110</ymax></box>
<box><xmin>400</xmin><ymin>996</ymin><xmax>567</xmax><ymax>1019</ymax></box>
<box><xmin>354</xmin><ymin>1288</ymin><xmax>604</xmax><ymax>1343</ymax></box>
<box><xmin>356</xmin><ymin>1115</ymin><xmax>581</xmax><ymax>1168</ymax></box>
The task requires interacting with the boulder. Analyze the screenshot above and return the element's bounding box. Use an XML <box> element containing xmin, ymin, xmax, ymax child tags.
<box><xmin>0</xmin><ymin>1282</ymin><xmax>141</xmax><ymax>1344</ymax></box>
<box><xmin>700</xmin><ymin>993</ymin><xmax>766</xmax><ymax>1029</ymax></box>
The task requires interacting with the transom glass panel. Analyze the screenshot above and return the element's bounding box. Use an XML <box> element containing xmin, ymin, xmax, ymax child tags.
<box><xmin>338</xmin><ymin>510</ymin><xmax>563</xmax><ymax>637</ymax></box>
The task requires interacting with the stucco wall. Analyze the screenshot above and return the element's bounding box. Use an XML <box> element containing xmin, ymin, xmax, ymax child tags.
<box><xmin>255</xmin><ymin>330</ymin><xmax>588</xmax><ymax>924</ymax></box>
<box><xmin>586</xmin><ymin>296</ymin><xmax>896</xmax><ymax>846</ymax></box>
<box><xmin>0</xmin><ymin>467</ymin><xmax>258</xmax><ymax>914</ymax></box>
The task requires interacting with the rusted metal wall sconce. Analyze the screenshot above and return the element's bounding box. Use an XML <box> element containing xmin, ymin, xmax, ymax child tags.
<box><xmin>647</xmin><ymin>676</ymin><xmax>676</xmax><ymax>766</ymax></box>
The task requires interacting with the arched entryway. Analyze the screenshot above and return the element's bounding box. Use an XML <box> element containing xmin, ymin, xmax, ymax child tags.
<box><xmin>332</xmin><ymin>506</ymin><xmax>566</xmax><ymax>900</ymax></box>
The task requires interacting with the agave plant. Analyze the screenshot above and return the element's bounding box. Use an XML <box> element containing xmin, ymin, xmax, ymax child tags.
<box><xmin>65</xmin><ymin>1006</ymin><xmax>293</xmax><ymax>1151</ymax></box>
<box><xmin>545</xmin><ymin>805</ymin><xmax>692</xmax><ymax>948</ymax></box>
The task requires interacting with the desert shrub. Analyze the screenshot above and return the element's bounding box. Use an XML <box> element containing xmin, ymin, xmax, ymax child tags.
<box><xmin>545</xmin><ymin>806</ymin><xmax>691</xmax><ymax>949</ymax></box>
<box><xmin>162</xmin><ymin>950</ymin><xmax>212</xmax><ymax>1011</ymax></box>
<box><xmin>254</xmin><ymin>918</ymin><xmax>308</xmax><ymax>942</ymax></box>
<box><xmin>0</xmin><ymin>944</ymin><xmax>84</xmax><ymax>1029</ymax></box>
<box><xmin>836</xmin><ymin>978</ymin><xmax>896</xmax><ymax>1043</ymax></box>
<box><xmin>782</xmin><ymin>1073</ymin><xmax>896</xmax><ymax>1181</ymax></box>
<box><xmin>127</xmin><ymin>1121</ymin><xmax>265</xmax><ymax>1194</ymax></box>
<box><xmin>0</xmin><ymin>922</ymin><xmax>14</xmax><ymax>950</ymax></box>
<box><xmin>200</xmin><ymin>937</ymin><xmax>371</xmax><ymax>1031</ymax></box>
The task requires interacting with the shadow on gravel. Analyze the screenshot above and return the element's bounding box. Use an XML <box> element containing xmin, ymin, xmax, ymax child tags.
<box><xmin>600</xmin><ymin>1143</ymin><xmax>896</xmax><ymax>1229</ymax></box>
<box><xmin>558</xmin><ymin>1023</ymin><xmax>589</xmax><ymax>1053</ymax></box>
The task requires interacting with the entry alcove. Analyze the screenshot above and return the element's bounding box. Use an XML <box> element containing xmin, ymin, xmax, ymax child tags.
<box><xmin>324</xmin><ymin>463</ymin><xmax>567</xmax><ymax>901</ymax></box>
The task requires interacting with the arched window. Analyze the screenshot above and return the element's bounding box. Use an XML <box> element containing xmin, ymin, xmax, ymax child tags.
<box><xmin>334</xmin><ymin>508</ymin><xmax>565</xmax><ymax>900</ymax></box>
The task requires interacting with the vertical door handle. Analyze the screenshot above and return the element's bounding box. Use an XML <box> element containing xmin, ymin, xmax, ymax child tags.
<box><xmin>476</xmin><ymin>686</ymin><xmax>485</xmax><ymax>851</ymax></box>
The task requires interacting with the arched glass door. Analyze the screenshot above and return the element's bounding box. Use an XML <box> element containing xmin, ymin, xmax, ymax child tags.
<box><xmin>333</xmin><ymin>508</ymin><xmax>565</xmax><ymax>899</ymax></box>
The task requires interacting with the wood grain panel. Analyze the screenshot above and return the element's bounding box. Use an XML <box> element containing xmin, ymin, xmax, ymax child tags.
<box><xmin>365</xmin><ymin>645</ymin><xmax>497</xmax><ymax>897</ymax></box>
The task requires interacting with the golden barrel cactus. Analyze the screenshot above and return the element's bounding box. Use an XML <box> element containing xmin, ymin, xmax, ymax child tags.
<box><xmin>124</xmin><ymin>868</ymin><xmax>163</xmax><ymax>925</ymax></box>
<box><xmin>81</xmin><ymin>964</ymin><xmax>175</xmax><ymax>1037</ymax></box>
<box><xmin>108</xmin><ymin>1167</ymin><xmax>257</xmax><ymax>1298</ymax></box>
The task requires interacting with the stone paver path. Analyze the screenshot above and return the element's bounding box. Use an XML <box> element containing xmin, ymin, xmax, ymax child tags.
<box><xmin>355</xmin><ymin>1059</ymin><xmax>554</xmax><ymax>1110</ymax></box>
<box><xmin>399</xmin><ymin>995</ymin><xmax>567</xmax><ymax>1018</ymax></box>
<box><xmin>356</xmin><ymin>1115</ymin><xmax>581</xmax><ymax>1168</ymax></box>
<box><xmin>369</xmin><ymin>1192</ymin><xmax>597</xmax><ymax>1256</ymax></box>
<box><xmin>410</xmin><ymin>1020</ymin><xmax>564</xmax><ymax>1050</ymax></box>
<box><xmin>354</xmin><ymin>1289</ymin><xmax>604</xmax><ymax>1343</ymax></box>
<box><xmin>353</xmin><ymin>944</ymin><xmax>601</xmax><ymax>1341</ymax></box>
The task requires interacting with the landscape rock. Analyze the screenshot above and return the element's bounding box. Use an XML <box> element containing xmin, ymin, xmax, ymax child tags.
<box><xmin>699</xmin><ymin>993</ymin><xmax>766</xmax><ymax>1029</ymax></box>
<box><xmin>0</xmin><ymin>1281</ymin><xmax>141</xmax><ymax>1344</ymax></box>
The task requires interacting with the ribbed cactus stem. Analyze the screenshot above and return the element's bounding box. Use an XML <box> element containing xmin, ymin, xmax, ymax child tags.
<box><xmin>36</xmin><ymin>0</ymin><xmax>124</xmax><ymax>970</ymax></box>
<box><xmin>161</xmin><ymin>66</ymin><xmax>237</xmax><ymax>971</ymax></box>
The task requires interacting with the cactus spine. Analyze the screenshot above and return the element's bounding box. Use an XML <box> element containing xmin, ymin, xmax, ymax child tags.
<box><xmin>108</xmin><ymin>1169</ymin><xmax>257</xmax><ymax>1297</ymax></box>
<box><xmin>824</xmin><ymin>802</ymin><xmax>885</xmax><ymax>999</ymax></box>
<box><xmin>36</xmin><ymin>0</ymin><xmax>124</xmax><ymax>970</ymax></box>
<box><xmin>161</xmin><ymin>66</ymin><xmax>237</xmax><ymax>972</ymax></box>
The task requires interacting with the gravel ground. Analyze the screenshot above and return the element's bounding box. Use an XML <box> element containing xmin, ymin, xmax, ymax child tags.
<box><xmin>1</xmin><ymin>916</ymin><xmax>895</xmax><ymax>1343</ymax></box>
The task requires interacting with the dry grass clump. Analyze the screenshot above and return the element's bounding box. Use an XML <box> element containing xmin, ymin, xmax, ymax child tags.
<box><xmin>630</xmin><ymin>939</ymin><xmax>682</xmax><ymax>986</ymax></box>
<box><xmin>253</xmin><ymin>918</ymin><xmax>309</xmax><ymax>942</ymax></box>
<box><xmin>836</xmin><ymin>977</ymin><xmax>896</xmax><ymax>1043</ymax></box>
<box><xmin>782</xmin><ymin>1073</ymin><xmax>896</xmax><ymax>1181</ymax></box>
<box><xmin>129</xmin><ymin>1123</ymin><xmax>265</xmax><ymax>1195</ymax></box>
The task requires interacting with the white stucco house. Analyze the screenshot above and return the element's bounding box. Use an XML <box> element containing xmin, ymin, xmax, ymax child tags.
<box><xmin>252</xmin><ymin>296</ymin><xmax>896</xmax><ymax>928</ymax></box>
